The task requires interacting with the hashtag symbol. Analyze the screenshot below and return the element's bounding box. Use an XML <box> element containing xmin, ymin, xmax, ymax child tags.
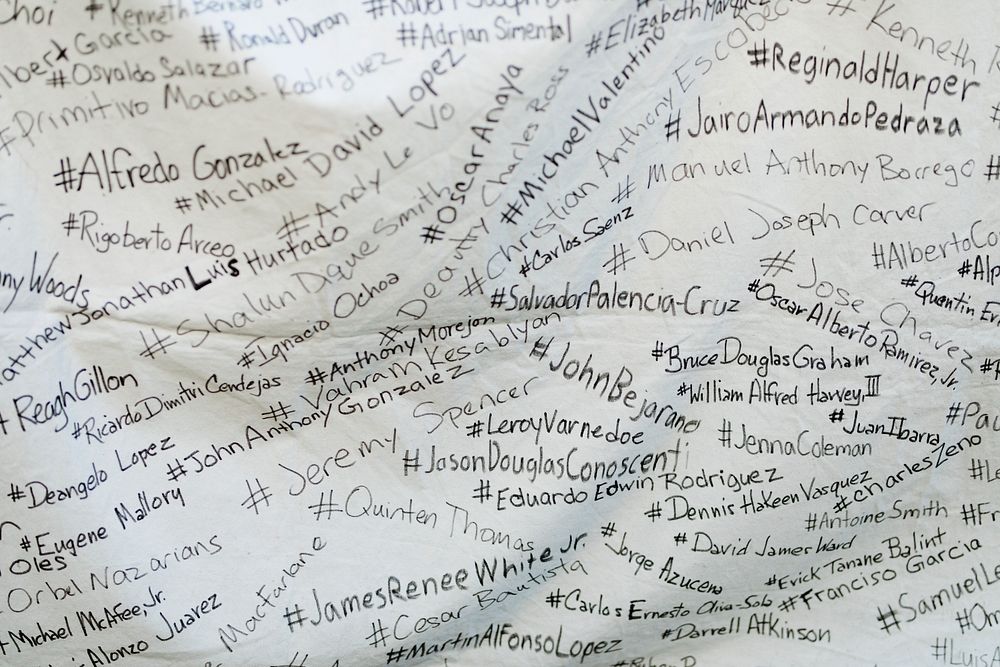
<box><xmin>612</xmin><ymin>175</ymin><xmax>635</xmax><ymax>204</ymax></box>
<box><xmin>986</xmin><ymin>155</ymin><xmax>1000</xmax><ymax>182</ymax></box>
<box><xmin>166</xmin><ymin>458</ymin><xmax>187</xmax><ymax>482</ymax></box>
<box><xmin>663</xmin><ymin>112</ymin><xmax>682</xmax><ymax>142</ymax></box>
<box><xmin>72</xmin><ymin>421</ymin><xmax>85</xmax><ymax>439</ymax></box>
<box><xmin>958</xmin><ymin>259</ymin><xmax>972</xmax><ymax>277</ymax></box>
<box><xmin>826</xmin><ymin>0</ymin><xmax>855</xmax><ymax>16</ymax></box>
<box><xmin>981</xmin><ymin>359</ymin><xmax>994</xmax><ymax>374</ymax></box>
<box><xmin>833</xmin><ymin>495</ymin><xmax>848</xmax><ymax>513</ymax></box>
<box><xmin>530</xmin><ymin>336</ymin><xmax>553</xmax><ymax>361</ymax></box>
<box><xmin>379</xmin><ymin>325</ymin><xmax>405</xmax><ymax>347</ymax></box>
<box><xmin>60</xmin><ymin>212</ymin><xmax>80</xmax><ymax>236</ymax></box>
<box><xmin>241</xmin><ymin>478</ymin><xmax>272</xmax><ymax>515</ymax></box>
<box><xmin>955</xmin><ymin>607</ymin><xmax>973</xmax><ymax>633</ymax></box>
<box><xmin>402</xmin><ymin>449</ymin><xmax>421</xmax><ymax>476</ymax></box>
<box><xmin>931</xmin><ymin>637</ymin><xmax>948</xmax><ymax>661</ymax></box>
<box><xmin>804</xmin><ymin>513</ymin><xmax>817</xmax><ymax>532</ymax></box>
<box><xmin>645</xmin><ymin>501</ymin><xmax>662</xmax><ymax>522</ymax></box>
<box><xmin>7</xmin><ymin>483</ymin><xmax>24</xmax><ymax>503</ymax></box>
<box><xmin>960</xmin><ymin>503</ymin><xmax>979</xmax><ymax>525</ymax></box>
<box><xmin>651</xmin><ymin>341</ymin><xmax>664</xmax><ymax>360</ymax></box>
<box><xmin>396</xmin><ymin>22</ymin><xmax>417</xmax><ymax>47</ymax></box>
<box><xmin>459</xmin><ymin>268</ymin><xmax>486</xmax><ymax>297</ymax></box>
<box><xmin>367</xmin><ymin>619</ymin><xmax>389</xmax><ymax>648</ymax></box>
<box><xmin>600</xmin><ymin>522</ymin><xmax>617</xmax><ymax>537</ymax></box>
<box><xmin>872</xmin><ymin>243</ymin><xmax>886</xmax><ymax>269</ymax></box>
<box><xmin>500</xmin><ymin>199</ymin><xmax>523</xmax><ymax>225</ymax></box>
<box><xmin>473</xmin><ymin>479</ymin><xmax>491</xmax><ymax>503</ymax></box>
<box><xmin>277</xmin><ymin>652</ymin><xmax>309</xmax><ymax>667</ymax></box>
<box><xmin>53</xmin><ymin>157</ymin><xmax>78</xmax><ymax>193</ymax></box>
<box><xmin>779</xmin><ymin>596</ymin><xmax>797</xmax><ymax>612</ymax></box>
<box><xmin>677</xmin><ymin>383</ymin><xmax>688</xmax><ymax>396</ymax></box>
<box><xmin>876</xmin><ymin>605</ymin><xmax>902</xmax><ymax>634</ymax></box>
<box><xmin>758</xmin><ymin>249</ymin><xmax>796</xmax><ymax>277</ymax></box>
<box><xmin>828</xmin><ymin>409</ymin><xmax>844</xmax><ymax>423</ymax></box>
<box><xmin>139</xmin><ymin>328</ymin><xmax>176</xmax><ymax>359</ymax></box>
<box><xmin>46</xmin><ymin>70</ymin><xmax>68</xmax><ymax>88</ymax></box>
<box><xmin>747</xmin><ymin>41</ymin><xmax>768</xmax><ymax>67</ymax></box>
<box><xmin>277</xmin><ymin>211</ymin><xmax>310</xmax><ymax>242</ymax></box>
<box><xmin>84</xmin><ymin>0</ymin><xmax>102</xmax><ymax>17</ymax></box>
<box><xmin>174</xmin><ymin>197</ymin><xmax>192</xmax><ymax>214</ymax></box>
<box><xmin>304</xmin><ymin>367</ymin><xmax>328</xmax><ymax>386</ymax></box>
<box><xmin>717</xmin><ymin>419</ymin><xmax>732</xmax><ymax>447</ymax></box>
<box><xmin>363</xmin><ymin>0</ymin><xmax>387</xmax><ymax>19</ymax></box>
<box><xmin>490</xmin><ymin>288</ymin><xmax>506</xmax><ymax>308</ymax></box>
<box><xmin>466</xmin><ymin>421</ymin><xmax>483</xmax><ymax>438</ymax></box>
<box><xmin>386</xmin><ymin>647</ymin><xmax>406</xmax><ymax>664</ymax></box>
<box><xmin>546</xmin><ymin>589</ymin><xmax>565</xmax><ymax>607</ymax></box>
<box><xmin>199</xmin><ymin>26</ymin><xmax>221</xmax><ymax>51</ymax></box>
<box><xmin>19</xmin><ymin>535</ymin><xmax>30</xmax><ymax>552</ymax></box>
<box><xmin>236</xmin><ymin>351</ymin><xmax>256</xmax><ymax>369</ymax></box>
<box><xmin>991</xmin><ymin>104</ymin><xmax>1000</xmax><ymax>129</ymax></box>
<box><xmin>421</xmin><ymin>224</ymin><xmax>444</xmax><ymax>243</ymax></box>
<box><xmin>518</xmin><ymin>257</ymin><xmax>531</xmax><ymax>277</ymax></box>
<box><xmin>309</xmin><ymin>489</ymin><xmax>338</xmax><ymax>520</ymax></box>
<box><xmin>747</xmin><ymin>279</ymin><xmax>760</xmax><ymax>293</ymax></box>
<box><xmin>586</xmin><ymin>31</ymin><xmax>602</xmax><ymax>57</ymax></box>
<box><xmin>946</xmin><ymin>402</ymin><xmax>962</xmax><ymax>425</ymax></box>
<box><xmin>900</xmin><ymin>275</ymin><xmax>917</xmax><ymax>287</ymax></box>
<box><xmin>604</xmin><ymin>243</ymin><xmax>635</xmax><ymax>275</ymax></box>
<box><xmin>283</xmin><ymin>604</ymin><xmax>306</xmax><ymax>632</ymax></box>
<box><xmin>262</xmin><ymin>402</ymin><xmax>294</xmax><ymax>422</ymax></box>
<box><xmin>765</xmin><ymin>574</ymin><xmax>777</xmax><ymax>587</ymax></box>
<box><xmin>674</xmin><ymin>533</ymin><xmax>687</xmax><ymax>545</ymax></box>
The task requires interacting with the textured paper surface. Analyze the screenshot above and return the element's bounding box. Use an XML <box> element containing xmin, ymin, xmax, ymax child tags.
<box><xmin>1</xmin><ymin>1</ymin><xmax>999</xmax><ymax>665</ymax></box>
